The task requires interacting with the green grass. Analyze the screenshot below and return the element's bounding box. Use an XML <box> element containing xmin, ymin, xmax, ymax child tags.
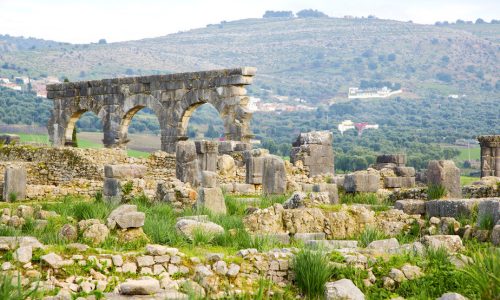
<box><xmin>292</xmin><ymin>249</ymin><xmax>333</xmax><ymax>299</ymax></box>
<box><xmin>456</xmin><ymin>147</ymin><xmax>480</xmax><ymax>161</ymax></box>
<box><xmin>358</xmin><ymin>226</ymin><xmax>388</xmax><ymax>248</ymax></box>
<box><xmin>340</xmin><ymin>193</ymin><xmax>380</xmax><ymax>205</ymax></box>
<box><xmin>460</xmin><ymin>176</ymin><xmax>478</xmax><ymax>186</ymax></box>
<box><xmin>427</xmin><ymin>184</ymin><xmax>447</xmax><ymax>200</ymax></box>
<box><xmin>7</xmin><ymin>132</ymin><xmax>149</xmax><ymax>158</ymax></box>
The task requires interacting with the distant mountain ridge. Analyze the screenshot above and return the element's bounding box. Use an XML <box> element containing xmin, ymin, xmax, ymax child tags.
<box><xmin>0</xmin><ymin>17</ymin><xmax>498</xmax><ymax>103</ymax></box>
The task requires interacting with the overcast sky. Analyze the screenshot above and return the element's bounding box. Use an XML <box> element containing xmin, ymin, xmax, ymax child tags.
<box><xmin>0</xmin><ymin>0</ymin><xmax>498</xmax><ymax>43</ymax></box>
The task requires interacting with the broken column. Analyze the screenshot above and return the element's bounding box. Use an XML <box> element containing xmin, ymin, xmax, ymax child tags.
<box><xmin>196</xmin><ymin>171</ymin><xmax>227</xmax><ymax>215</ymax></box>
<box><xmin>176</xmin><ymin>141</ymin><xmax>200</xmax><ymax>187</ymax></box>
<box><xmin>244</xmin><ymin>149</ymin><xmax>269</xmax><ymax>185</ymax></box>
<box><xmin>290</xmin><ymin>131</ymin><xmax>334</xmax><ymax>177</ymax></box>
<box><xmin>478</xmin><ymin>135</ymin><xmax>500</xmax><ymax>178</ymax></box>
<box><xmin>427</xmin><ymin>160</ymin><xmax>461</xmax><ymax>198</ymax></box>
<box><xmin>194</xmin><ymin>140</ymin><xmax>218</xmax><ymax>173</ymax></box>
<box><xmin>103</xmin><ymin>164</ymin><xmax>147</xmax><ymax>204</ymax></box>
<box><xmin>2</xmin><ymin>165</ymin><xmax>27</xmax><ymax>201</ymax></box>
<box><xmin>262</xmin><ymin>155</ymin><xmax>286</xmax><ymax>195</ymax></box>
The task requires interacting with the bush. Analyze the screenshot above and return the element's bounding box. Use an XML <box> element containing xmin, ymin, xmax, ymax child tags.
<box><xmin>292</xmin><ymin>249</ymin><xmax>333</xmax><ymax>299</ymax></box>
<box><xmin>427</xmin><ymin>184</ymin><xmax>447</xmax><ymax>200</ymax></box>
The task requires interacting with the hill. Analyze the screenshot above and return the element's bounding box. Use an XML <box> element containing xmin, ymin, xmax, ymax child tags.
<box><xmin>0</xmin><ymin>17</ymin><xmax>499</xmax><ymax>103</ymax></box>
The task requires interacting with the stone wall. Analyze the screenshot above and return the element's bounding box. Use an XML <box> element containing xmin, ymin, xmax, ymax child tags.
<box><xmin>290</xmin><ymin>131</ymin><xmax>334</xmax><ymax>177</ymax></box>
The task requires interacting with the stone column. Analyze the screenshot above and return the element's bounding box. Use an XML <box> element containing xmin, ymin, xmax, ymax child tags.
<box><xmin>2</xmin><ymin>165</ymin><xmax>27</xmax><ymax>201</ymax></box>
<box><xmin>478</xmin><ymin>135</ymin><xmax>500</xmax><ymax>178</ymax></box>
<box><xmin>195</xmin><ymin>140</ymin><xmax>219</xmax><ymax>172</ymax></box>
<box><xmin>176</xmin><ymin>141</ymin><xmax>200</xmax><ymax>187</ymax></box>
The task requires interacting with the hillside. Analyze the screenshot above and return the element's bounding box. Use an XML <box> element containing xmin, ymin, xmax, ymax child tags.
<box><xmin>1</xmin><ymin>17</ymin><xmax>499</xmax><ymax>103</ymax></box>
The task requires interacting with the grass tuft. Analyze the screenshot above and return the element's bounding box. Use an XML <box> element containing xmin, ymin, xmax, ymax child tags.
<box><xmin>358</xmin><ymin>226</ymin><xmax>388</xmax><ymax>248</ymax></box>
<box><xmin>292</xmin><ymin>249</ymin><xmax>333</xmax><ymax>299</ymax></box>
<box><xmin>427</xmin><ymin>184</ymin><xmax>447</xmax><ymax>200</ymax></box>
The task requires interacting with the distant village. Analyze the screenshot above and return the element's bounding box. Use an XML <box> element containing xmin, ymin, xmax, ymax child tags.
<box><xmin>0</xmin><ymin>75</ymin><xmax>60</xmax><ymax>98</ymax></box>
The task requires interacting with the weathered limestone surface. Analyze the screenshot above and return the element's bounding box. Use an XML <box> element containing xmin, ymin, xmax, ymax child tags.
<box><xmin>290</xmin><ymin>131</ymin><xmax>334</xmax><ymax>177</ymax></box>
<box><xmin>244</xmin><ymin>149</ymin><xmax>269</xmax><ymax>185</ymax></box>
<box><xmin>427</xmin><ymin>160</ymin><xmax>461</xmax><ymax>198</ymax></box>
<box><xmin>176</xmin><ymin>141</ymin><xmax>200</xmax><ymax>187</ymax></box>
<box><xmin>47</xmin><ymin>67</ymin><xmax>256</xmax><ymax>153</ymax></box>
<box><xmin>394</xmin><ymin>199</ymin><xmax>426</xmax><ymax>215</ymax></box>
<box><xmin>344</xmin><ymin>172</ymin><xmax>380</xmax><ymax>193</ymax></box>
<box><xmin>262</xmin><ymin>155</ymin><xmax>286</xmax><ymax>195</ymax></box>
<box><xmin>425</xmin><ymin>199</ymin><xmax>481</xmax><ymax>218</ymax></box>
<box><xmin>478</xmin><ymin>135</ymin><xmax>500</xmax><ymax>178</ymax></box>
<box><xmin>195</xmin><ymin>141</ymin><xmax>218</xmax><ymax>173</ymax></box>
<box><xmin>103</xmin><ymin>178</ymin><xmax>122</xmax><ymax>204</ymax></box>
<box><xmin>104</xmin><ymin>164</ymin><xmax>147</xmax><ymax>179</ymax></box>
<box><xmin>476</xmin><ymin>198</ymin><xmax>500</xmax><ymax>226</ymax></box>
<box><xmin>2</xmin><ymin>165</ymin><xmax>27</xmax><ymax>201</ymax></box>
<box><xmin>197</xmin><ymin>188</ymin><xmax>227</xmax><ymax>215</ymax></box>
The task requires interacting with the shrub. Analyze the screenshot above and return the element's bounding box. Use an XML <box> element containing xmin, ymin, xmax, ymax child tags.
<box><xmin>358</xmin><ymin>226</ymin><xmax>387</xmax><ymax>247</ymax></box>
<box><xmin>461</xmin><ymin>248</ymin><xmax>500</xmax><ymax>299</ymax></box>
<box><xmin>192</xmin><ymin>228</ymin><xmax>216</xmax><ymax>246</ymax></box>
<box><xmin>292</xmin><ymin>249</ymin><xmax>333</xmax><ymax>299</ymax></box>
<box><xmin>341</xmin><ymin>193</ymin><xmax>379</xmax><ymax>205</ymax></box>
<box><xmin>8</xmin><ymin>192</ymin><xmax>17</xmax><ymax>202</ymax></box>
<box><xmin>427</xmin><ymin>184</ymin><xmax>447</xmax><ymax>200</ymax></box>
<box><xmin>121</xmin><ymin>181</ymin><xmax>133</xmax><ymax>196</ymax></box>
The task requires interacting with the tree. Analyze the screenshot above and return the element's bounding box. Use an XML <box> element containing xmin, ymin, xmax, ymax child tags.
<box><xmin>456</xmin><ymin>19</ymin><xmax>465</xmax><ymax>24</ymax></box>
<box><xmin>296</xmin><ymin>9</ymin><xmax>328</xmax><ymax>18</ymax></box>
<box><xmin>263</xmin><ymin>11</ymin><xmax>294</xmax><ymax>18</ymax></box>
<box><xmin>436</xmin><ymin>72</ymin><xmax>452</xmax><ymax>83</ymax></box>
<box><xmin>98</xmin><ymin>39</ymin><xmax>107</xmax><ymax>44</ymax></box>
<box><xmin>387</xmin><ymin>53</ymin><xmax>396</xmax><ymax>61</ymax></box>
<box><xmin>475</xmin><ymin>18</ymin><xmax>486</xmax><ymax>24</ymax></box>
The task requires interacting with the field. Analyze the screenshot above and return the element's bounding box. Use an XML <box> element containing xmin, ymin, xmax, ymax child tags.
<box><xmin>9</xmin><ymin>132</ymin><xmax>150</xmax><ymax>158</ymax></box>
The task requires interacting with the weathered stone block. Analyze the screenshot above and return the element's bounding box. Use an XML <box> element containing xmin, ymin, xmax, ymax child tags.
<box><xmin>376</xmin><ymin>154</ymin><xmax>406</xmax><ymax>166</ymax></box>
<box><xmin>195</xmin><ymin>140</ymin><xmax>218</xmax><ymax>172</ymax></box>
<box><xmin>103</xmin><ymin>178</ymin><xmax>122</xmax><ymax>204</ymax></box>
<box><xmin>293</xmin><ymin>232</ymin><xmax>326</xmax><ymax>242</ymax></box>
<box><xmin>2</xmin><ymin>166</ymin><xmax>26</xmax><ymax>201</ymax></box>
<box><xmin>245</xmin><ymin>156</ymin><xmax>265</xmax><ymax>184</ymax></box>
<box><xmin>313</xmin><ymin>183</ymin><xmax>339</xmax><ymax>204</ymax></box>
<box><xmin>476</xmin><ymin>198</ymin><xmax>500</xmax><ymax>227</ymax></box>
<box><xmin>233</xmin><ymin>183</ymin><xmax>256</xmax><ymax>194</ymax></box>
<box><xmin>218</xmin><ymin>141</ymin><xmax>235</xmax><ymax>154</ymax></box>
<box><xmin>383</xmin><ymin>177</ymin><xmax>415</xmax><ymax>188</ymax></box>
<box><xmin>395</xmin><ymin>166</ymin><xmax>416</xmax><ymax>177</ymax></box>
<box><xmin>427</xmin><ymin>160</ymin><xmax>461</xmax><ymax>198</ymax></box>
<box><xmin>201</xmin><ymin>171</ymin><xmax>217</xmax><ymax>188</ymax></box>
<box><xmin>0</xmin><ymin>134</ymin><xmax>20</xmax><ymax>145</ymax></box>
<box><xmin>394</xmin><ymin>199</ymin><xmax>426</xmax><ymax>215</ymax></box>
<box><xmin>425</xmin><ymin>199</ymin><xmax>480</xmax><ymax>218</ymax></box>
<box><xmin>104</xmin><ymin>164</ymin><xmax>147</xmax><ymax>179</ymax></box>
<box><xmin>344</xmin><ymin>172</ymin><xmax>380</xmax><ymax>193</ymax></box>
<box><xmin>176</xmin><ymin>141</ymin><xmax>200</xmax><ymax>187</ymax></box>
<box><xmin>325</xmin><ymin>279</ymin><xmax>365</xmax><ymax>300</ymax></box>
<box><xmin>291</xmin><ymin>131</ymin><xmax>334</xmax><ymax>177</ymax></box>
<box><xmin>262</xmin><ymin>155</ymin><xmax>286</xmax><ymax>195</ymax></box>
<box><xmin>197</xmin><ymin>187</ymin><xmax>227</xmax><ymax>215</ymax></box>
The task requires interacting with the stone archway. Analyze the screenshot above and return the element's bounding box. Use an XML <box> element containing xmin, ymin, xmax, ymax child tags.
<box><xmin>47</xmin><ymin>67</ymin><xmax>256</xmax><ymax>152</ymax></box>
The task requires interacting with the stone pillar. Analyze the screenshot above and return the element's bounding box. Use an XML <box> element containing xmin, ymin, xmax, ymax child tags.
<box><xmin>2</xmin><ymin>165</ymin><xmax>27</xmax><ymax>201</ymax></box>
<box><xmin>262</xmin><ymin>155</ymin><xmax>286</xmax><ymax>195</ymax></box>
<box><xmin>103</xmin><ymin>164</ymin><xmax>146</xmax><ymax>204</ymax></box>
<box><xmin>244</xmin><ymin>149</ymin><xmax>269</xmax><ymax>184</ymax></box>
<box><xmin>176</xmin><ymin>141</ymin><xmax>200</xmax><ymax>187</ymax></box>
<box><xmin>195</xmin><ymin>140</ymin><xmax>219</xmax><ymax>172</ymax></box>
<box><xmin>290</xmin><ymin>131</ymin><xmax>334</xmax><ymax>177</ymax></box>
<box><xmin>427</xmin><ymin>160</ymin><xmax>461</xmax><ymax>198</ymax></box>
<box><xmin>478</xmin><ymin>135</ymin><xmax>500</xmax><ymax>178</ymax></box>
<box><xmin>196</xmin><ymin>171</ymin><xmax>227</xmax><ymax>215</ymax></box>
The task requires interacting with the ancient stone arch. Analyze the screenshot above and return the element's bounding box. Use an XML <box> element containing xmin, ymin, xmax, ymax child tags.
<box><xmin>47</xmin><ymin>67</ymin><xmax>256</xmax><ymax>152</ymax></box>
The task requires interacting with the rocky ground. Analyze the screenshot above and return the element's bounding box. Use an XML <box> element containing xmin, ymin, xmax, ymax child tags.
<box><xmin>0</xmin><ymin>189</ymin><xmax>498</xmax><ymax>299</ymax></box>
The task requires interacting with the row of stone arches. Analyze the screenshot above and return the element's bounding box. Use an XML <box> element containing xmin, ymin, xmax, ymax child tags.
<box><xmin>48</xmin><ymin>68</ymin><xmax>255</xmax><ymax>153</ymax></box>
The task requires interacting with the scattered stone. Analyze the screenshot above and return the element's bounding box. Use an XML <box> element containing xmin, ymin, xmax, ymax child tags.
<box><xmin>67</xmin><ymin>243</ymin><xmax>89</xmax><ymax>252</ymax></box>
<box><xmin>137</xmin><ymin>256</ymin><xmax>155</xmax><ymax>267</ymax></box>
<box><xmin>437</xmin><ymin>292</ymin><xmax>468</xmax><ymax>300</ymax></box>
<box><xmin>366</xmin><ymin>238</ymin><xmax>399</xmax><ymax>251</ymax></box>
<box><xmin>122</xmin><ymin>262</ymin><xmax>137</xmax><ymax>274</ymax></box>
<box><xmin>306</xmin><ymin>240</ymin><xmax>358</xmax><ymax>250</ymax></box>
<box><xmin>401</xmin><ymin>264</ymin><xmax>423</xmax><ymax>280</ymax></box>
<box><xmin>325</xmin><ymin>279</ymin><xmax>365</xmax><ymax>300</ymax></box>
<box><xmin>14</xmin><ymin>246</ymin><xmax>32</xmax><ymax>263</ymax></box>
<box><xmin>59</xmin><ymin>224</ymin><xmax>78</xmax><ymax>242</ymax></box>
<box><xmin>388</xmin><ymin>268</ymin><xmax>406</xmax><ymax>283</ymax></box>
<box><xmin>119</xmin><ymin>279</ymin><xmax>160</xmax><ymax>295</ymax></box>
<box><xmin>16</xmin><ymin>205</ymin><xmax>34</xmax><ymax>219</ymax></box>
<box><xmin>175</xmin><ymin>218</ymin><xmax>224</xmax><ymax>240</ymax></box>
<box><xmin>422</xmin><ymin>235</ymin><xmax>463</xmax><ymax>253</ymax></box>
<box><xmin>492</xmin><ymin>225</ymin><xmax>500</xmax><ymax>246</ymax></box>
<box><xmin>227</xmin><ymin>263</ymin><xmax>240</xmax><ymax>277</ymax></box>
<box><xmin>83</xmin><ymin>223</ymin><xmax>109</xmax><ymax>245</ymax></box>
<box><xmin>217</xmin><ymin>155</ymin><xmax>236</xmax><ymax>176</ymax></box>
<box><xmin>107</xmin><ymin>204</ymin><xmax>139</xmax><ymax>229</ymax></box>
<box><xmin>104</xmin><ymin>164</ymin><xmax>147</xmax><ymax>179</ymax></box>
<box><xmin>41</xmin><ymin>252</ymin><xmax>65</xmax><ymax>268</ymax></box>
<box><xmin>115</xmin><ymin>211</ymin><xmax>145</xmax><ymax>229</ymax></box>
